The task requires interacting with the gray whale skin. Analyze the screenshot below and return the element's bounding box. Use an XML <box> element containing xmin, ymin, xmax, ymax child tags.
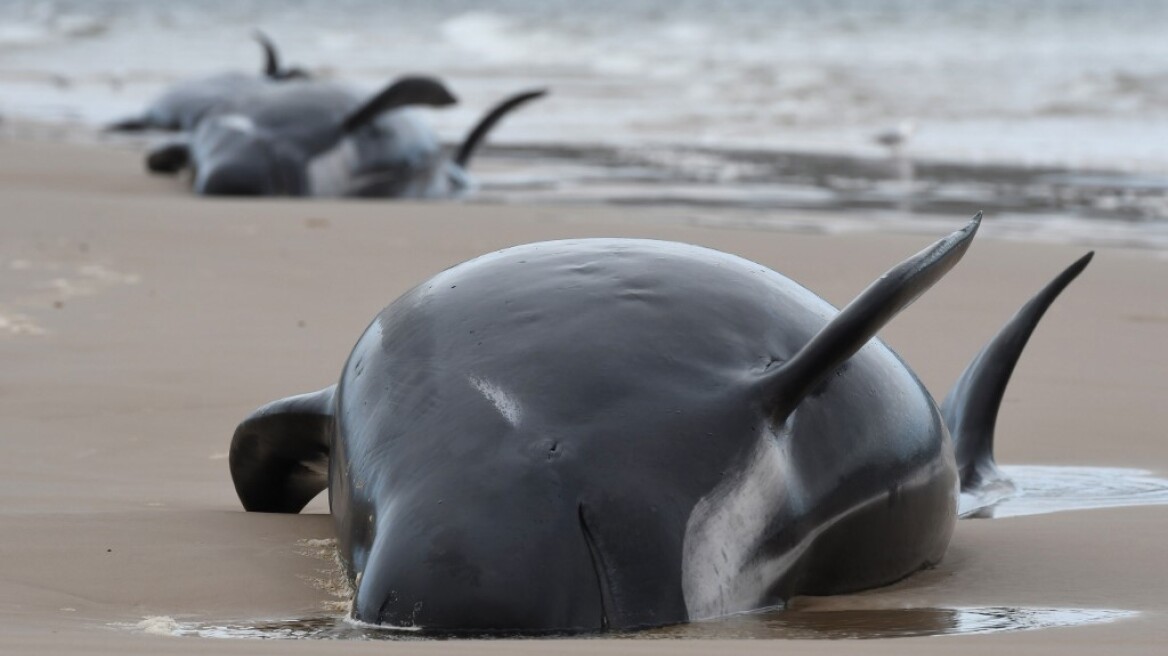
<box><xmin>229</xmin><ymin>213</ymin><xmax>1092</xmax><ymax>633</ymax></box>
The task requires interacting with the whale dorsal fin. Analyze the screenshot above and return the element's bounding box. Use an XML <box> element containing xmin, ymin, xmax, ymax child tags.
<box><xmin>229</xmin><ymin>385</ymin><xmax>335</xmax><ymax>513</ymax></box>
<box><xmin>341</xmin><ymin>76</ymin><xmax>458</xmax><ymax>133</ymax></box>
<box><xmin>254</xmin><ymin>29</ymin><xmax>281</xmax><ymax>78</ymax></box>
<box><xmin>761</xmin><ymin>213</ymin><xmax>982</xmax><ymax>419</ymax></box>
<box><xmin>454</xmin><ymin>89</ymin><xmax>547</xmax><ymax>168</ymax></box>
<box><xmin>945</xmin><ymin>252</ymin><xmax>1093</xmax><ymax>503</ymax></box>
<box><xmin>254</xmin><ymin>29</ymin><xmax>309</xmax><ymax>80</ymax></box>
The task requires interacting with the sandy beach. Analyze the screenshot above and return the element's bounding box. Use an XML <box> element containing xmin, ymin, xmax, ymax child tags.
<box><xmin>1</xmin><ymin>137</ymin><xmax>1166</xmax><ymax>654</ymax></box>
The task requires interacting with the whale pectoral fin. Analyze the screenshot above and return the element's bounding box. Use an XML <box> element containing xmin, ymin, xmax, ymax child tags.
<box><xmin>341</xmin><ymin>76</ymin><xmax>458</xmax><ymax>133</ymax></box>
<box><xmin>145</xmin><ymin>140</ymin><xmax>191</xmax><ymax>174</ymax></box>
<box><xmin>105</xmin><ymin>116</ymin><xmax>150</xmax><ymax>132</ymax></box>
<box><xmin>761</xmin><ymin>213</ymin><xmax>982</xmax><ymax>418</ymax></box>
<box><xmin>944</xmin><ymin>252</ymin><xmax>1094</xmax><ymax>510</ymax></box>
<box><xmin>229</xmin><ymin>385</ymin><xmax>336</xmax><ymax>513</ymax></box>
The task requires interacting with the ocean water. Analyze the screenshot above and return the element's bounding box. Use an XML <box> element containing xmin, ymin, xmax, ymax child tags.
<box><xmin>2</xmin><ymin>0</ymin><xmax>1168</xmax><ymax>240</ymax></box>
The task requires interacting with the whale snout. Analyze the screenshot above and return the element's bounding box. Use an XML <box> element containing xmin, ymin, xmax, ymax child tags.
<box><xmin>196</xmin><ymin>162</ymin><xmax>276</xmax><ymax>196</ymax></box>
<box><xmin>350</xmin><ymin>501</ymin><xmax>608</xmax><ymax>634</ymax></box>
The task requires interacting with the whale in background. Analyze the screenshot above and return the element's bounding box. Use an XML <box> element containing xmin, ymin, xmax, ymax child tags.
<box><xmin>147</xmin><ymin>81</ymin><xmax>544</xmax><ymax>198</ymax></box>
<box><xmin>106</xmin><ymin>30</ymin><xmax>308</xmax><ymax>133</ymax></box>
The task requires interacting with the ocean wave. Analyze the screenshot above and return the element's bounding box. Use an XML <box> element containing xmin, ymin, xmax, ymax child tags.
<box><xmin>0</xmin><ymin>6</ymin><xmax>107</xmax><ymax>49</ymax></box>
<box><xmin>3</xmin><ymin>1</ymin><xmax>1168</xmax><ymax>180</ymax></box>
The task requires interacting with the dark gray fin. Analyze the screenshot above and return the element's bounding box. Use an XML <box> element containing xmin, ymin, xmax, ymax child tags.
<box><xmin>145</xmin><ymin>140</ymin><xmax>191</xmax><ymax>174</ymax></box>
<box><xmin>341</xmin><ymin>76</ymin><xmax>458</xmax><ymax>133</ymax></box>
<box><xmin>944</xmin><ymin>251</ymin><xmax>1094</xmax><ymax>502</ymax></box>
<box><xmin>229</xmin><ymin>385</ymin><xmax>336</xmax><ymax>513</ymax></box>
<box><xmin>454</xmin><ymin>89</ymin><xmax>547</xmax><ymax>168</ymax></box>
<box><xmin>254</xmin><ymin>29</ymin><xmax>308</xmax><ymax>80</ymax></box>
<box><xmin>105</xmin><ymin>116</ymin><xmax>151</xmax><ymax>132</ymax></box>
<box><xmin>761</xmin><ymin>213</ymin><xmax>982</xmax><ymax>420</ymax></box>
<box><xmin>254</xmin><ymin>29</ymin><xmax>281</xmax><ymax>78</ymax></box>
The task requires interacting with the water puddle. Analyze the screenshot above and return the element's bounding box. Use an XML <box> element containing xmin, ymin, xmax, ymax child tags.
<box><xmin>639</xmin><ymin>607</ymin><xmax>1137</xmax><ymax>639</ymax></box>
<box><xmin>123</xmin><ymin>466</ymin><xmax>1161</xmax><ymax>642</ymax></box>
<box><xmin>984</xmin><ymin>465</ymin><xmax>1168</xmax><ymax>519</ymax></box>
<box><xmin>131</xmin><ymin>606</ymin><xmax>1134</xmax><ymax>641</ymax></box>
<box><xmin>477</xmin><ymin>144</ymin><xmax>1168</xmax><ymax>250</ymax></box>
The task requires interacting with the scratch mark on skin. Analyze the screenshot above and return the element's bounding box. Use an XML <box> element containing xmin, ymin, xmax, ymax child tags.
<box><xmin>468</xmin><ymin>376</ymin><xmax>522</xmax><ymax>426</ymax></box>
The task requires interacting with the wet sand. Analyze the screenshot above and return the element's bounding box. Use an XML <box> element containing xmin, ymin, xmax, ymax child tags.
<box><xmin>1</xmin><ymin>138</ymin><xmax>1166</xmax><ymax>654</ymax></box>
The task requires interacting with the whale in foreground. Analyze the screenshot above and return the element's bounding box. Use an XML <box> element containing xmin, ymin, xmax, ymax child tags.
<box><xmin>229</xmin><ymin>214</ymin><xmax>1092</xmax><ymax>633</ymax></box>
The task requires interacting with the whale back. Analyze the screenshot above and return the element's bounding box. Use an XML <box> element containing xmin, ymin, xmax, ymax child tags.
<box><xmin>329</xmin><ymin>236</ymin><xmax>960</xmax><ymax>629</ymax></box>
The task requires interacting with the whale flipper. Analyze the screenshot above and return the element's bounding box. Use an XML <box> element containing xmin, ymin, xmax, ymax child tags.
<box><xmin>762</xmin><ymin>213</ymin><xmax>981</xmax><ymax>418</ymax></box>
<box><xmin>145</xmin><ymin>139</ymin><xmax>191</xmax><ymax>174</ymax></box>
<box><xmin>105</xmin><ymin>116</ymin><xmax>151</xmax><ymax>132</ymax></box>
<box><xmin>945</xmin><ymin>252</ymin><xmax>1094</xmax><ymax>512</ymax></box>
<box><xmin>341</xmin><ymin>76</ymin><xmax>458</xmax><ymax>133</ymax></box>
<box><xmin>229</xmin><ymin>385</ymin><xmax>335</xmax><ymax>513</ymax></box>
<box><xmin>454</xmin><ymin>89</ymin><xmax>547</xmax><ymax>168</ymax></box>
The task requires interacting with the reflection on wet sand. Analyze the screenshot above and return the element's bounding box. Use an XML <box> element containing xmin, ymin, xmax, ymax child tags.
<box><xmin>124</xmin><ymin>466</ymin><xmax>1162</xmax><ymax>642</ymax></box>
<box><xmin>975</xmin><ymin>466</ymin><xmax>1168</xmax><ymax>519</ymax></box>
<box><xmin>638</xmin><ymin>606</ymin><xmax>1135</xmax><ymax>640</ymax></box>
<box><xmin>146</xmin><ymin>606</ymin><xmax>1135</xmax><ymax>641</ymax></box>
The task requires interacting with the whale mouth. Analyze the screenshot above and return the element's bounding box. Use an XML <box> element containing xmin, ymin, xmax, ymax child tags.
<box><xmin>578</xmin><ymin>503</ymin><xmax>612</xmax><ymax>631</ymax></box>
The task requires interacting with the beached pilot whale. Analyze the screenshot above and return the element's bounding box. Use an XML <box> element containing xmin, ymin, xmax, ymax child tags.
<box><xmin>106</xmin><ymin>30</ymin><xmax>307</xmax><ymax>133</ymax></box>
<box><xmin>229</xmin><ymin>214</ymin><xmax>1092</xmax><ymax>633</ymax></box>
<box><xmin>147</xmin><ymin>81</ymin><xmax>544</xmax><ymax>198</ymax></box>
<box><xmin>315</xmin><ymin>89</ymin><xmax>547</xmax><ymax>199</ymax></box>
<box><xmin>143</xmin><ymin>76</ymin><xmax>459</xmax><ymax>196</ymax></box>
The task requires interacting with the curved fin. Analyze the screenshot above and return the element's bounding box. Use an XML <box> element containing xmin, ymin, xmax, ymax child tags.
<box><xmin>761</xmin><ymin>213</ymin><xmax>982</xmax><ymax>419</ymax></box>
<box><xmin>254</xmin><ymin>29</ymin><xmax>280</xmax><ymax>78</ymax></box>
<box><xmin>454</xmin><ymin>89</ymin><xmax>547</xmax><ymax>168</ymax></box>
<box><xmin>229</xmin><ymin>385</ymin><xmax>336</xmax><ymax>513</ymax></box>
<box><xmin>945</xmin><ymin>251</ymin><xmax>1094</xmax><ymax>502</ymax></box>
<box><xmin>341</xmin><ymin>76</ymin><xmax>458</xmax><ymax>133</ymax></box>
<box><xmin>253</xmin><ymin>29</ymin><xmax>308</xmax><ymax>80</ymax></box>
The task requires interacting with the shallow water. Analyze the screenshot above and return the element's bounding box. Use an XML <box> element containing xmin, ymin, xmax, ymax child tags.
<box><xmin>138</xmin><ymin>606</ymin><xmax>1135</xmax><ymax>640</ymax></box>
<box><xmin>474</xmin><ymin>144</ymin><xmax>1168</xmax><ymax>247</ymax></box>
<box><xmin>988</xmin><ymin>465</ymin><xmax>1168</xmax><ymax>519</ymax></box>
<box><xmin>3</xmin><ymin>0</ymin><xmax>1168</xmax><ymax>173</ymax></box>
<box><xmin>121</xmin><ymin>465</ymin><xmax>1164</xmax><ymax>641</ymax></box>
<box><xmin>3</xmin><ymin>1</ymin><xmax>1168</xmax><ymax>243</ymax></box>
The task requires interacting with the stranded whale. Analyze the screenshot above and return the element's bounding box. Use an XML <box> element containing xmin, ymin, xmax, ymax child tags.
<box><xmin>147</xmin><ymin>81</ymin><xmax>543</xmax><ymax>198</ymax></box>
<box><xmin>143</xmin><ymin>76</ymin><xmax>458</xmax><ymax>195</ymax></box>
<box><xmin>229</xmin><ymin>214</ymin><xmax>1092</xmax><ymax>632</ymax></box>
<box><xmin>106</xmin><ymin>31</ymin><xmax>307</xmax><ymax>133</ymax></box>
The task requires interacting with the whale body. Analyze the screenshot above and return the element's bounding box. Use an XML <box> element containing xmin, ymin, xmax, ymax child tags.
<box><xmin>230</xmin><ymin>215</ymin><xmax>1091</xmax><ymax>632</ymax></box>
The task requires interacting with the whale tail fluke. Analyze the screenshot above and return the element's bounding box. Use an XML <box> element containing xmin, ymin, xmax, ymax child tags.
<box><xmin>944</xmin><ymin>252</ymin><xmax>1093</xmax><ymax>513</ymax></box>
<box><xmin>760</xmin><ymin>213</ymin><xmax>982</xmax><ymax>419</ymax></box>
<box><xmin>229</xmin><ymin>385</ymin><xmax>336</xmax><ymax>513</ymax></box>
<box><xmin>454</xmin><ymin>89</ymin><xmax>547</xmax><ymax>169</ymax></box>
